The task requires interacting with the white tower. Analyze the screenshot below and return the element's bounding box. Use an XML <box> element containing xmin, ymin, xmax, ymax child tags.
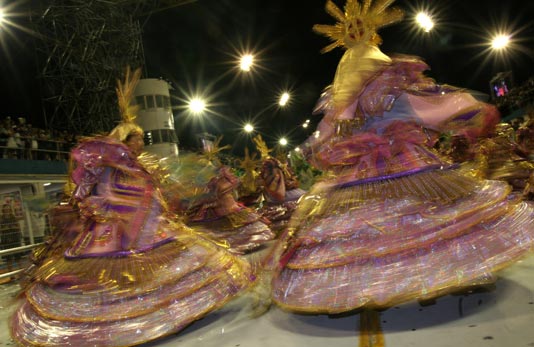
<box><xmin>133</xmin><ymin>79</ymin><xmax>179</xmax><ymax>158</ymax></box>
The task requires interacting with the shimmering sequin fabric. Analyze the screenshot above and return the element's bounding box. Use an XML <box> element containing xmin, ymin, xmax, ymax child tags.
<box><xmin>11</xmin><ymin>137</ymin><xmax>254</xmax><ymax>346</ymax></box>
<box><xmin>185</xmin><ymin>166</ymin><xmax>275</xmax><ymax>254</ymax></box>
<box><xmin>269</xmin><ymin>47</ymin><xmax>534</xmax><ymax>314</ymax></box>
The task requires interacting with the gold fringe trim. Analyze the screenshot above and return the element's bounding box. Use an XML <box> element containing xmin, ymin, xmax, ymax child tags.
<box><xmin>30</xmin><ymin>235</ymin><xmax>249</xmax><ymax>292</ymax></box>
<box><xmin>292</xmin><ymin>169</ymin><xmax>478</xmax><ymax>221</ymax></box>
<box><xmin>33</xmin><ymin>241</ymin><xmax>190</xmax><ymax>289</ymax></box>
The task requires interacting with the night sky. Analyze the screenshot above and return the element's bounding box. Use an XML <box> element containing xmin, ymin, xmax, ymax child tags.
<box><xmin>1</xmin><ymin>0</ymin><xmax>533</xmax><ymax>154</ymax></box>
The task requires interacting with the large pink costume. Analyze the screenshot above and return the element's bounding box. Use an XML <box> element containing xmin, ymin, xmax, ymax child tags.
<box><xmin>11</xmin><ymin>137</ymin><xmax>253</xmax><ymax>347</ymax></box>
<box><xmin>268</xmin><ymin>0</ymin><xmax>534</xmax><ymax>314</ymax></box>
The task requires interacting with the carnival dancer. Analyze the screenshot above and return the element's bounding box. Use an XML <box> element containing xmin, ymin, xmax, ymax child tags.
<box><xmin>11</xmin><ymin>68</ymin><xmax>254</xmax><ymax>347</ymax></box>
<box><xmin>186</xmin><ymin>164</ymin><xmax>276</xmax><ymax>254</ymax></box>
<box><xmin>165</xmin><ymin>138</ymin><xmax>275</xmax><ymax>255</ymax></box>
<box><xmin>235</xmin><ymin>147</ymin><xmax>263</xmax><ymax>206</ymax></box>
<box><xmin>264</xmin><ymin>0</ymin><xmax>534</xmax><ymax>344</ymax></box>
<box><xmin>475</xmin><ymin>123</ymin><xmax>534</xmax><ymax>191</ymax></box>
<box><xmin>254</xmin><ymin>135</ymin><xmax>306</xmax><ymax>233</ymax></box>
<box><xmin>517</xmin><ymin>112</ymin><xmax>534</xmax><ymax>161</ymax></box>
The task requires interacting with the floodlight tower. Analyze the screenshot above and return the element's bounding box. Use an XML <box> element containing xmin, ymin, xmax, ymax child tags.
<box><xmin>134</xmin><ymin>78</ymin><xmax>179</xmax><ymax>158</ymax></box>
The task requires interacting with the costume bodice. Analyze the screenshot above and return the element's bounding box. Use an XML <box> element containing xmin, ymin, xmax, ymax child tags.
<box><xmin>66</xmin><ymin>137</ymin><xmax>174</xmax><ymax>258</ymax></box>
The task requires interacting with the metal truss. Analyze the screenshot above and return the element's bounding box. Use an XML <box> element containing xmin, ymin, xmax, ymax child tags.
<box><xmin>30</xmin><ymin>0</ymin><xmax>194</xmax><ymax>136</ymax></box>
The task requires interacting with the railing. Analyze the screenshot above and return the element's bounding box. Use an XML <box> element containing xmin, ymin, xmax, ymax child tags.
<box><xmin>0</xmin><ymin>244</ymin><xmax>41</xmax><ymax>281</ymax></box>
<box><xmin>0</xmin><ymin>141</ymin><xmax>72</xmax><ymax>161</ymax></box>
<box><xmin>1</xmin><ymin>216</ymin><xmax>50</xmax><ymax>283</ymax></box>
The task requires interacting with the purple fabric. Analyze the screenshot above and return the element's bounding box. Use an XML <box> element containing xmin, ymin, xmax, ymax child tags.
<box><xmin>64</xmin><ymin>237</ymin><xmax>176</xmax><ymax>259</ymax></box>
<box><xmin>335</xmin><ymin>164</ymin><xmax>457</xmax><ymax>188</ymax></box>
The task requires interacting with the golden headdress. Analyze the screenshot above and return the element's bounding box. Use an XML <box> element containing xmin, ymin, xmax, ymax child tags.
<box><xmin>236</xmin><ymin>147</ymin><xmax>260</xmax><ymax>173</ymax></box>
<box><xmin>200</xmin><ymin>136</ymin><xmax>231</xmax><ymax>167</ymax></box>
<box><xmin>313</xmin><ymin>0</ymin><xmax>404</xmax><ymax>52</ymax></box>
<box><xmin>252</xmin><ymin>134</ymin><xmax>273</xmax><ymax>160</ymax></box>
<box><xmin>313</xmin><ymin>0</ymin><xmax>404</xmax><ymax>116</ymax></box>
<box><xmin>108</xmin><ymin>66</ymin><xmax>144</xmax><ymax>142</ymax></box>
<box><xmin>235</xmin><ymin>147</ymin><xmax>261</xmax><ymax>193</ymax></box>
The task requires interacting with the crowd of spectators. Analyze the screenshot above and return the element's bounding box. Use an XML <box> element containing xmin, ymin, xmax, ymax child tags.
<box><xmin>0</xmin><ymin>117</ymin><xmax>78</xmax><ymax>161</ymax></box>
<box><xmin>495</xmin><ymin>77</ymin><xmax>534</xmax><ymax>116</ymax></box>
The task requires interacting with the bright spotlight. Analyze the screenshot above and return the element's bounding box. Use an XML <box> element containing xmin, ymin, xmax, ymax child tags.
<box><xmin>302</xmin><ymin>122</ymin><xmax>309</xmax><ymax>128</ymax></box>
<box><xmin>491</xmin><ymin>34</ymin><xmax>510</xmax><ymax>50</ymax></box>
<box><xmin>279</xmin><ymin>138</ymin><xmax>288</xmax><ymax>146</ymax></box>
<box><xmin>240</xmin><ymin>54</ymin><xmax>254</xmax><ymax>71</ymax></box>
<box><xmin>294</xmin><ymin>147</ymin><xmax>301</xmax><ymax>152</ymax></box>
<box><xmin>415</xmin><ymin>12</ymin><xmax>434</xmax><ymax>32</ymax></box>
<box><xmin>188</xmin><ymin>98</ymin><xmax>206</xmax><ymax>114</ymax></box>
<box><xmin>244</xmin><ymin>123</ymin><xmax>254</xmax><ymax>133</ymax></box>
<box><xmin>0</xmin><ymin>8</ymin><xmax>5</xmax><ymax>24</ymax></box>
<box><xmin>279</xmin><ymin>92</ymin><xmax>290</xmax><ymax>106</ymax></box>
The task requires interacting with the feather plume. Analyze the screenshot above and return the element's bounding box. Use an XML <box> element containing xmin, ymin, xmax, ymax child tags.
<box><xmin>116</xmin><ymin>66</ymin><xmax>142</xmax><ymax>123</ymax></box>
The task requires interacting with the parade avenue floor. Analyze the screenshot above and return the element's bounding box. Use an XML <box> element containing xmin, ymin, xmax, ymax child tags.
<box><xmin>1</xmin><ymin>253</ymin><xmax>534</xmax><ymax>347</ymax></box>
